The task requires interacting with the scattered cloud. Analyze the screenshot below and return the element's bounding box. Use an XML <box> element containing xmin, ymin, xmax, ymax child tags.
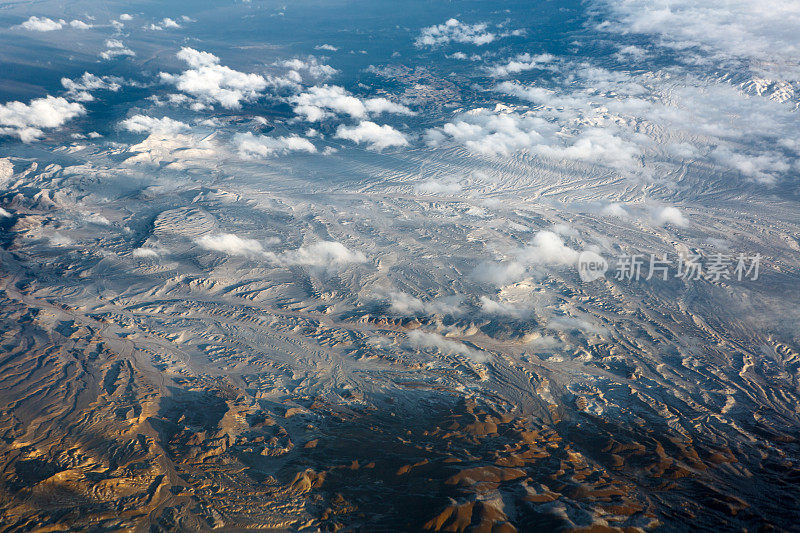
<box><xmin>234</xmin><ymin>132</ymin><xmax>317</xmax><ymax>158</ymax></box>
<box><xmin>652</xmin><ymin>206</ymin><xmax>688</xmax><ymax>227</ymax></box>
<box><xmin>386</xmin><ymin>292</ymin><xmax>463</xmax><ymax>316</ymax></box>
<box><xmin>160</xmin><ymin>47</ymin><xmax>268</xmax><ymax>109</ymax></box>
<box><xmin>407</xmin><ymin>330</ymin><xmax>486</xmax><ymax>362</ymax></box>
<box><xmin>149</xmin><ymin>17</ymin><xmax>181</xmax><ymax>31</ymax></box>
<box><xmin>278</xmin><ymin>57</ymin><xmax>338</xmax><ymax>81</ymax></box>
<box><xmin>0</xmin><ymin>96</ymin><xmax>85</xmax><ymax>142</ymax></box>
<box><xmin>274</xmin><ymin>241</ymin><xmax>366</xmax><ymax>268</ymax></box>
<box><xmin>594</xmin><ymin>0</ymin><xmax>800</xmax><ymax>79</ymax></box>
<box><xmin>120</xmin><ymin>115</ymin><xmax>190</xmax><ymax>135</ymax></box>
<box><xmin>414</xmin><ymin>178</ymin><xmax>462</xmax><ymax>194</ymax></box>
<box><xmin>195</xmin><ymin>233</ymin><xmax>265</xmax><ymax>256</ymax></box>
<box><xmin>290</xmin><ymin>85</ymin><xmax>413</xmax><ymax>121</ymax></box>
<box><xmin>335</xmin><ymin>121</ymin><xmax>409</xmax><ymax>150</ymax></box>
<box><xmin>16</xmin><ymin>16</ymin><xmax>91</xmax><ymax>31</ymax></box>
<box><xmin>101</xmin><ymin>39</ymin><xmax>135</xmax><ymax>60</ymax></box>
<box><xmin>474</xmin><ymin>231</ymin><xmax>579</xmax><ymax>285</ymax></box>
<box><xmin>61</xmin><ymin>72</ymin><xmax>121</xmax><ymax>102</ymax></box>
<box><xmin>486</xmin><ymin>53</ymin><xmax>554</xmax><ymax>77</ymax></box>
<box><xmin>415</xmin><ymin>18</ymin><xmax>496</xmax><ymax>47</ymax></box>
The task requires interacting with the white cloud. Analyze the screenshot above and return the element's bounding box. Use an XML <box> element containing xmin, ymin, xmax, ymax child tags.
<box><xmin>274</xmin><ymin>241</ymin><xmax>366</xmax><ymax>268</ymax></box>
<box><xmin>407</xmin><ymin>330</ymin><xmax>486</xmax><ymax>362</ymax></box>
<box><xmin>314</xmin><ymin>44</ymin><xmax>338</xmax><ymax>52</ymax></box>
<box><xmin>195</xmin><ymin>236</ymin><xmax>366</xmax><ymax>269</ymax></box>
<box><xmin>290</xmin><ymin>85</ymin><xmax>413</xmax><ymax>121</ymax></box>
<box><xmin>0</xmin><ymin>96</ymin><xmax>85</xmax><ymax>142</ymax></box>
<box><xmin>386</xmin><ymin>292</ymin><xmax>463</xmax><ymax>316</ymax></box>
<box><xmin>122</xmin><ymin>132</ymin><xmax>219</xmax><ymax>168</ymax></box>
<box><xmin>335</xmin><ymin>121</ymin><xmax>409</xmax><ymax>150</ymax></box>
<box><xmin>61</xmin><ymin>72</ymin><xmax>121</xmax><ymax>101</ymax></box>
<box><xmin>119</xmin><ymin>14</ymin><xmax>133</xmax><ymax>21</ymax></box>
<box><xmin>494</xmin><ymin>68</ymin><xmax>800</xmax><ymax>183</ymax></box>
<box><xmin>430</xmin><ymin>108</ymin><xmax>641</xmax><ymax>171</ymax></box>
<box><xmin>427</xmin><ymin>110</ymin><xmax>554</xmax><ymax>157</ymax></box>
<box><xmin>160</xmin><ymin>47</ymin><xmax>268</xmax><ymax>109</ymax></box>
<box><xmin>234</xmin><ymin>132</ymin><xmax>317</xmax><ymax>158</ymax></box>
<box><xmin>196</xmin><ymin>233</ymin><xmax>265</xmax><ymax>256</ymax></box>
<box><xmin>132</xmin><ymin>246</ymin><xmax>166</xmax><ymax>258</ymax></box>
<box><xmin>0</xmin><ymin>207</ymin><xmax>12</xmax><ymax>218</ymax></box>
<box><xmin>517</xmin><ymin>231</ymin><xmax>580</xmax><ymax>265</ymax></box>
<box><xmin>710</xmin><ymin>146</ymin><xmax>790</xmax><ymax>185</ymax></box>
<box><xmin>18</xmin><ymin>16</ymin><xmax>63</xmax><ymax>31</ymax></box>
<box><xmin>653</xmin><ymin>206</ymin><xmax>688</xmax><ymax>227</ymax></box>
<box><xmin>601</xmin><ymin>203</ymin><xmax>629</xmax><ymax>217</ymax></box>
<box><xmin>474</xmin><ymin>231</ymin><xmax>579</xmax><ymax>285</ymax></box>
<box><xmin>101</xmin><ymin>39</ymin><xmax>135</xmax><ymax>60</ymax></box>
<box><xmin>595</xmin><ymin>0</ymin><xmax>800</xmax><ymax>79</ymax></box>
<box><xmin>120</xmin><ymin>115</ymin><xmax>190</xmax><ymax>135</ymax></box>
<box><xmin>278</xmin><ymin>57</ymin><xmax>338</xmax><ymax>80</ymax></box>
<box><xmin>149</xmin><ymin>17</ymin><xmax>181</xmax><ymax>31</ymax></box>
<box><xmin>414</xmin><ymin>178</ymin><xmax>462</xmax><ymax>194</ymax></box>
<box><xmin>486</xmin><ymin>53</ymin><xmax>554</xmax><ymax>77</ymax></box>
<box><xmin>415</xmin><ymin>18</ymin><xmax>496</xmax><ymax>47</ymax></box>
<box><xmin>16</xmin><ymin>16</ymin><xmax>91</xmax><ymax>31</ymax></box>
<box><xmin>69</xmin><ymin>20</ymin><xmax>92</xmax><ymax>29</ymax></box>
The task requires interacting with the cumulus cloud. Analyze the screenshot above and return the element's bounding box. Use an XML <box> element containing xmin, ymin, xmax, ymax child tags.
<box><xmin>290</xmin><ymin>85</ymin><xmax>413</xmax><ymax>121</ymax></box>
<box><xmin>0</xmin><ymin>96</ymin><xmax>85</xmax><ymax>142</ymax></box>
<box><xmin>314</xmin><ymin>44</ymin><xmax>338</xmax><ymax>51</ymax></box>
<box><xmin>195</xmin><ymin>233</ymin><xmax>265</xmax><ymax>256</ymax></box>
<box><xmin>335</xmin><ymin>121</ymin><xmax>409</xmax><ymax>150</ymax></box>
<box><xmin>17</xmin><ymin>16</ymin><xmax>91</xmax><ymax>31</ymax></box>
<box><xmin>415</xmin><ymin>18</ymin><xmax>496</xmax><ymax>47</ymax></box>
<box><xmin>234</xmin><ymin>132</ymin><xmax>317</xmax><ymax>158</ymax></box>
<box><xmin>149</xmin><ymin>17</ymin><xmax>181</xmax><ymax>31</ymax></box>
<box><xmin>474</xmin><ymin>231</ymin><xmax>579</xmax><ymax>285</ymax></box>
<box><xmin>414</xmin><ymin>178</ymin><xmax>462</xmax><ymax>195</ymax></box>
<box><xmin>61</xmin><ymin>72</ymin><xmax>121</xmax><ymax>101</ymax></box>
<box><xmin>119</xmin><ymin>14</ymin><xmax>133</xmax><ymax>21</ymax></box>
<box><xmin>132</xmin><ymin>246</ymin><xmax>168</xmax><ymax>258</ymax></box>
<box><xmin>710</xmin><ymin>146</ymin><xmax>790</xmax><ymax>185</ymax></box>
<box><xmin>428</xmin><ymin>106</ymin><xmax>642</xmax><ymax>173</ymax></box>
<box><xmin>278</xmin><ymin>57</ymin><xmax>338</xmax><ymax>81</ymax></box>
<box><xmin>69</xmin><ymin>20</ymin><xmax>92</xmax><ymax>29</ymax></box>
<box><xmin>407</xmin><ymin>330</ymin><xmax>486</xmax><ymax>362</ymax></box>
<box><xmin>652</xmin><ymin>206</ymin><xmax>688</xmax><ymax>227</ymax></box>
<box><xmin>195</xmin><ymin>236</ymin><xmax>366</xmax><ymax>270</ymax></box>
<box><xmin>595</xmin><ymin>0</ymin><xmax>800</xmax><ymax>78</ymax></box>
<box><xmin>427</xmin><ymin>110</ymin><xmax>553</xmax><ymax>157</ymax></box>
<box><xmin>101</xmin><ymin>39</ymin><xmax>135</xmax><ymax>60</ymax></box>
<box><xmin>600</xmin><ymin>203</ymin><xmax>629</xmax><ymax>217</ymax></box>
<box><xmin>18</xmin><ymin>16</ymin><xmax>63</xmax><ymax>31</ymax></box>
<box><xmin>386</xmin><ymin>292</ymin><xmax>464</xmax><ymax>316</ymax></box>
<box><xmin>486</xmin><ymin>53</ymin><xmax>554</xmax><ymax>77</ymax></box>
<box><xmin>488</xmin><ymin>63</ymin><xmax>796</xmax><ymax>184</ymax></box>
<box><xmin>275</xmin><ymin>241</ymin><xmax>367</xmax><ymax>268</ymax></box>
<box><xmin>122</xmin><ymin>132</ymin><xmax>219</xmax><ymax>168</ymax></box>
<box><xmin>120</xmin><ymin>115</ymin><xmax>190</xmax><ymax>135</ymax></box>
<box><xmin>160</xmin><ymin>47</ymin><xmax>268</xmax><ymax>109</ymax></box>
